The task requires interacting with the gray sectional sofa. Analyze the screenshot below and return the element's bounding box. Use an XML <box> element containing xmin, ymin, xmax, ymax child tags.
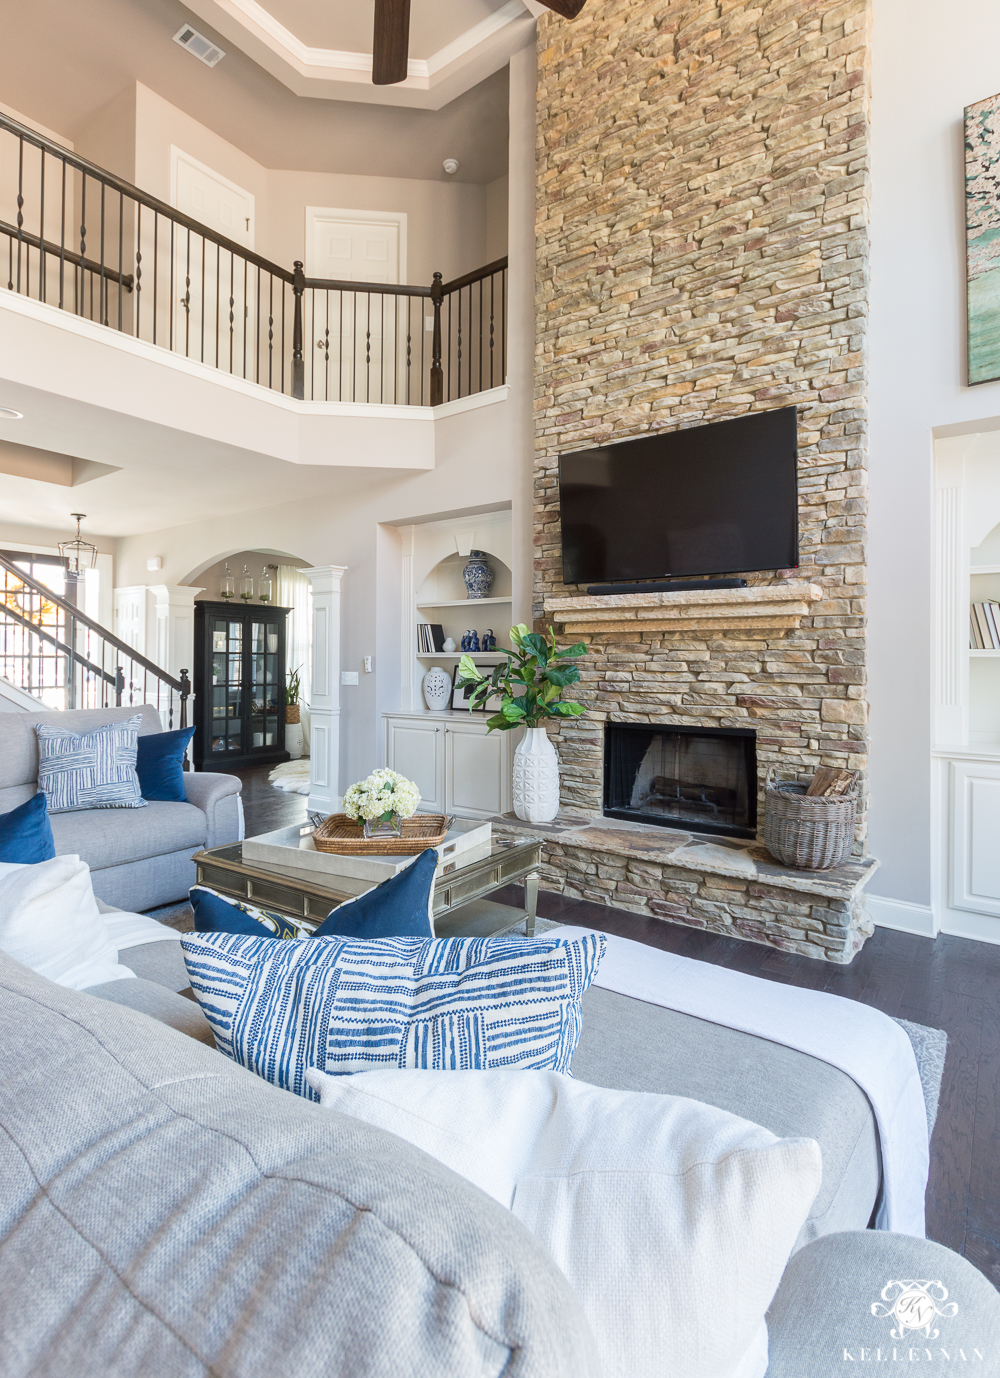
<box><xmin>0</xmin><ymin>705</ymin><xmax>241</xmax><ymax>910</ymax></box>
<box><xmin>3</xmin><ymin>921</ymin><xmax>989</xmax><ymax>1377</ymax></box>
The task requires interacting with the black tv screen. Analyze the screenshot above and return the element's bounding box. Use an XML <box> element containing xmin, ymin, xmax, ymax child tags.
<box><xmin>558</xmin><ymin>407</ymin><xmax>799</xmax><ymax>585</ymax></box>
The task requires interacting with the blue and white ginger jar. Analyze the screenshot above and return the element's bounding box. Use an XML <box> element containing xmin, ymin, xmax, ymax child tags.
<box><xmin>463</xmin><ymin>550</ymin><xmax>494</xmax><ymax>600</ymax></box>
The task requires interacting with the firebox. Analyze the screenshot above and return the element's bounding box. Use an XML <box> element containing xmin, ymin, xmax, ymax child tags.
<box><xmin>603</xmin><ymin>722</ymin><xmax>757</xmax><ymax>839</ymax></box>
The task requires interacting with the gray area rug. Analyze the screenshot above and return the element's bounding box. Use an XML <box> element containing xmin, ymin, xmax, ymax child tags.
<box><xmin>145</xmin><ymin>906</ymin><xmax>948</xmax><ymax>1132</ymax></box>
<box><xmin>893</xmin><ymin>1017</ymin><xmax>948</xmax><ymax>1134</ymax></box>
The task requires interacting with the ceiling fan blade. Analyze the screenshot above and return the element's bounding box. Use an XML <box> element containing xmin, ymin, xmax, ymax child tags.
<box><xmin>535</xmin><ymin>0</ymin><xmax>587</xmax><ymax>17</ymax></box>
<box><xmin>372</xmin><ymin>0</ymin><xmax>411</xmax><ymax>86</ymax></box>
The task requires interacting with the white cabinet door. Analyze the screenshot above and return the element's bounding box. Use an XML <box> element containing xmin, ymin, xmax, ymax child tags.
<box><xmin>950</xmin><ymin>759</ymin><xmax>1000</xmax><ymax>915</ymax></box>
<box><xmin>446</xmin><ymin>723</ymin><xmax>506</xmax><ymax>820</ymax></box>
<box><xmin>385</xmin><ymin>718</ymin><xmax>444</xmax><ymax>813</ymax></box>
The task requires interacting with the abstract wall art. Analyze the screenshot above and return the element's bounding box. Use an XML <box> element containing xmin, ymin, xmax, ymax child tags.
<box><xmin>966</xmin><ymin>92</ymin><xmax>1000</xmax><ymax>385</ymax></box>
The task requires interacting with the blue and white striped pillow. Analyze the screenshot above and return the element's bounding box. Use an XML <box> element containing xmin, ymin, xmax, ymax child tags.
<box><xmin>35</xmin><ymin>714</ymin><xmax>147</xmax><ymax>813</ymax></box>
<box><xmin>180</xmin><ymin>930</ymin><xmax>606</xmax><ymax>1097</ymax></box>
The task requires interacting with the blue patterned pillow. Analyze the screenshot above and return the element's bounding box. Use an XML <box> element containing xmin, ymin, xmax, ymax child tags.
<box><xmin>180</xmin><ymin>930</ymin><xmax>606</xmax><ymax>1097</ymax></box>
<box><xmin>35</xmin><ymin>714</ymin><xmax>147</xmax><ymax>813</ymax></box>
<box><xmin>190</xmin><ymin>886</ymin><xmax>311</xmax><ymax>940</ymax></box>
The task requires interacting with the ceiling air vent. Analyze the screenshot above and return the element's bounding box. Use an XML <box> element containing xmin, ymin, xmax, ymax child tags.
<box><xmin>172</xmin><ymin>25</ymin><xmax>225</xmax><ymax>68</ymax></box>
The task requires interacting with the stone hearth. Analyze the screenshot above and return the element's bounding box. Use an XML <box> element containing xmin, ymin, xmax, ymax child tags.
<box><xmin>498</xmin><ymin>816</ymin><xmax>878</xmax><ymax>965</ymax></box>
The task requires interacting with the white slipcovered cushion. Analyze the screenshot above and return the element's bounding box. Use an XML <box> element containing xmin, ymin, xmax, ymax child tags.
<box><xmin>307</xmin><ymin>1068</ymin><xmax>822</xmax><ymax>1378</ymax></box>
<box><xmin>0</xmin><ymin>855</ymin><xmax>136</xmax><ymax>989</ymax></box>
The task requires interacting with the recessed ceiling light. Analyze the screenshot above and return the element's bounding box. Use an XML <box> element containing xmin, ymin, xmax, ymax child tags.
<box><xmin>0</xmin><ymin>407</ymin><xmax>23</xmax><ymax>419</ymax></box>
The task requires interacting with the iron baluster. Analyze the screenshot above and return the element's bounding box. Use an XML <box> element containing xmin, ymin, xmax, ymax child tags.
<box><xmin>268</xmin><ymin>275</ymin><xmax>274</xmax><ymax>389</ymax></box>
<box><xmin>242</xmin><ymin>255</ymin><xmax>248</xmax><ymax>379</ymax></box>
<box><xmin>184</xmin><ymin>227</ymin><xmax>191</xmax><ymax>355</ymax></box>
<box><xmin>39</xmin><ymin>149</ymin><xmax>46</xmax><ymax>304</ymax></box>
<box><xmin>135</xmin><ymin>202</ymin><xmax>141</xmax><ymax>337</ymax></box>
<box><xmin>59</xmin><ymin>159</ymin><xmax>66</xmax><ymax>309</ymax></box>
<box><xmin>152</xmin><ymin>212</ymin><xmax>158</xmax><ymax>346</ymax></box>
<box><xmin>99</xmin><ymin>181</ymin><xmax>106</xmax><ymax>325</ymax></box>
<box><xmin>229</xmin><ymin>251</ymin><xmax>235</xmax><ymax>374</ymax></box>
<box><xmin>16</xmin><ymin>136</ymin><xmax>23</xmax><ymax>293</ymax></box>
<box><xmin>117</xmin><ymin>190</ymin><xmax>124</xmax><ymax>331</ymax></box>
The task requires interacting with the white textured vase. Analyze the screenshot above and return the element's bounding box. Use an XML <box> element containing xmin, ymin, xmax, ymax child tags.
<box><xmin>512</xmin><ymin>727</ymin><xmax>560</xmax><ymax>824</ymax></box>
<box><xmin>422</xmin><ymin>666</ymin><xmax>452</xmax><ymax>711</ymax></box>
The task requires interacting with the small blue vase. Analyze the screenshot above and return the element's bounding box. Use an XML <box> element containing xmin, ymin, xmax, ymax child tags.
<box><xmin>463</xmin><ymin>550</ymin><xmax>494</xmax><ymax>600</ymax></box>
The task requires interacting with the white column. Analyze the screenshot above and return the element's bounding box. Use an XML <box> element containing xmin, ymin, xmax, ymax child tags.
<box><xmin>146</xmin><ymin>585</ymin><xmax>201</xmax><ymax>729</ymax></box>
<box><xmin>304</xmin><ymin>565</ymin><xmax>346</xmax><ymax>815</ymax></box>
<box><xmin>147</xmin><ymin>585</ymin><xmax>201</xmax><ymax>680</ymax></box>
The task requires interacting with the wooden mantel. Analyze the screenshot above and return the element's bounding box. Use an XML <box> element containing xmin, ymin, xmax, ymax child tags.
<box><xmin>544</xmin><ymin>583</ymin><xmax>824</xmax><ymax>636</ymax></box>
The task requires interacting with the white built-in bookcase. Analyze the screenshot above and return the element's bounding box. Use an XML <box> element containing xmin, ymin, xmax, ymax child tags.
<box><xmin>396</xmin><ymin>509</ymin><xmax>514</xmax><ymax>714</ymax></box>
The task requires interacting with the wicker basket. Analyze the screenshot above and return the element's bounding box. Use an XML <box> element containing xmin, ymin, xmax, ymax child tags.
<box><xmin>285</xmin><ymin>703</ymin><xmax>301</xmax><ymax>725</ymax></box>
<box><xmin>763</xmin><ymin>767</ymin><xmax>859</xmax><ymax>871</ymax></box>
<box><xmin>312</xmin><ymin>813</ymin><xmax>450</xmax><ymax>856</ymax></box>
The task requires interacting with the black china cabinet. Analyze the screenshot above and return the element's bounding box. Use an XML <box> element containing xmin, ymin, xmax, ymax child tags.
<box><xmin>193</xmin><ymin>601</ymin><xmax>290</xmax><ymax>771</ymax></box>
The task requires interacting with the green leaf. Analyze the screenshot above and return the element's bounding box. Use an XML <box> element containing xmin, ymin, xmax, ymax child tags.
<box><xmin>520</xmin><ymin>632</ymin><xmax>549</xmax><ymax>665</ymax></box>
<box><xmin>554</xmin><ymin>641</ymin><xmax>587</xmax><ymax>660</ymax></box>
<box><xmin>544</xmin><ymin>666</ymin><xmax>580</xmax><ymax>688</ymax></box>
<box><xmin>502</xmin><ymin>699</ymin><xmax>527</xmax><ymax>721</ymax></box>
<box><xmin>550</xmin><ymin>700</ymin><xmax>586</xmax><ymax>717</ymax></box>
<box><xmin>485</xmin><ymin>713</ymin><xmax>509</xmax><ymax>731</ymax></box>
<box><xmin>457</xmin><ymin>654</ymin><xmax>482</xmax><ymax>683</ymax></box>
<box><xmin>509</xmin><ymin>624</ymin><xmax>531</xmax><ymax>651</ymax></box>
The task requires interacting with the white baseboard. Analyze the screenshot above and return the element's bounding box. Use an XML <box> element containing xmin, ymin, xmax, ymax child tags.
<box><xmin>865</xmin><ymin>894</ymin><xmax>937</xmax><ymax>938</ymax></box>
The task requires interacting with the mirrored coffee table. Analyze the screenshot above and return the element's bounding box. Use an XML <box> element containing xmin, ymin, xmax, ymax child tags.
<box><xmin>192</xmin><ymin>835</ymin><xmax>544</xmax><ymax>938</ymax></box>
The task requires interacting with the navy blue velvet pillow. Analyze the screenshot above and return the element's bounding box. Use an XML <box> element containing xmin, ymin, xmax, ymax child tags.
<box><xmin>0</xmin><ymin>792</ymin><xmax>56</xmax><ymax>864</ymax></box>
<box><xmin>136</xmin><ymin>726</ymin><xmax>195</xmax><ymax>802</ymax></box>
<box><xmin>312</xmin><ymin>847</ymin><xmax>436</xmax><ymax>940</ymax></box>
<box><xmin>190</xmin><ymin>886</ymin><xmax>310</xmax><ymax>940</ymax></box>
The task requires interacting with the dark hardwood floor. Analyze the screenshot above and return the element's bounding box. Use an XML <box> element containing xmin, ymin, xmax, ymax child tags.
<box><xmin>232</xmin><ymin>763</ymin><xmax>309</xmax><ymax>835</ymax></box>
<box><xmin>531</xmin><ymin>888</ymin><xmax>1000</xmax><ymax>1289</ymax></box>
<box><xmin>237</xmin><ymin>765</ymin><xmax>1000</xmax><ymax>1286</ymax></box>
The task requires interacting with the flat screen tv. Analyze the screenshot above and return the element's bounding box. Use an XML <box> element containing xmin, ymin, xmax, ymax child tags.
<box><xmin>558</xmin><ymin>406</ymin><xmax>799</xmax><ymax>585</ymax></box>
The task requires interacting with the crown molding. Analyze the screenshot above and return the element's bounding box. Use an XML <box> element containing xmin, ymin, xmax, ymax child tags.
<box><xmin>182</xmin><ymin>0</ymin><xmax>536</xmax><ymax>109</ymax></box>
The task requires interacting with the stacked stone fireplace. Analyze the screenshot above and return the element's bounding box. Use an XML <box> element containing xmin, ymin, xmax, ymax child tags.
<box><xmin>528</xmin><ymin>0</ymin><xmax>875</xmax><ymax>962</ymax></box>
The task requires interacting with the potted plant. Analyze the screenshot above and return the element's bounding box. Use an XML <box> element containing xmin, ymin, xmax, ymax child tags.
<box><xmin>457</xmin><ymin>625</ymin><xmax>586</xmax><ymax>823</ymax></box>
<box><xmin>285</xmin><ymin>666</ymin><xmax>302</xmax><ymax>725</ymax></box>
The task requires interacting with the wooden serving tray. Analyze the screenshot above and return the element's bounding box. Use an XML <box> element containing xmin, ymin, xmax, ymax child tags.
<box><xmin>312</xmin><ymin>813</ymin><xmax>450</xmax><ymax>856</ymax></box>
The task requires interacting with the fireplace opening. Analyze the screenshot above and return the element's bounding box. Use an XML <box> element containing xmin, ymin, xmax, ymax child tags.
<box><xmin>604</xmin><ymin>722</ymin><xmax>757</xmax><ymax>839</ymax></box>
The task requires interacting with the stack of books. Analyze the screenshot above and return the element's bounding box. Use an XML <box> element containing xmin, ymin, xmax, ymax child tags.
<box><xmin>971</xmin><ymin>601</ymin><xmax>1000</xmax><ymax>649</ymax></box>
<box><xmin>417</xmin><ymin>622</ymin><xmax>445</xmax><ymax>653</ymax></box>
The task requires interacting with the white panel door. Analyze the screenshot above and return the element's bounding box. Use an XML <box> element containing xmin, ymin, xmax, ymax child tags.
<box><xmin>171</xmin><ymin>149</ymin><xmax>255</xmax><ymax>375</ymax></box>
<box><xmin>386</xmin><ymin>718</ymin><xmax>444</xmax><ymax>813</ymax></box>
<box><xmin>446</xmin><ymin>723</ymin><xmax>506</xmax><ymax>820</ymax></box>
<box><xmin>950</xmin><ymin>759</ymin><xmax>1000</xmax><ymax>915</ymax></box>
<box><xmin>306</xmin><ymin>209</ymin><xmax>405</xmax><ymax>403</ymax></box>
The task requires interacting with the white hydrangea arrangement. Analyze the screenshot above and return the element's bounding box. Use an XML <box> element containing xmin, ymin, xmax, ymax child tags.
<box><xmin>342</xmin><ymin>768</ymin><xmax>421</xmax><ymax>827</ymax></box>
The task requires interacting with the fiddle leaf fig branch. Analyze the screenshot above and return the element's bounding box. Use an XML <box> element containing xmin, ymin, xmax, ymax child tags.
<box><xmin>457</xmin><ymin>624</ymin><xmax>588</xmax><ymax>732</ymax></box>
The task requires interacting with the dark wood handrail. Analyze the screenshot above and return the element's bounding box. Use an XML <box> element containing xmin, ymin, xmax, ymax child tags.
<box><xmin>0</xmin><ymin>219</ymin><xmax>134</xmax><ymax>291</ymax></box>
<box><xmin>0</xmin><ymin>553</ymin><xmax>185</xmax><ymax>692</ymax></box>
<box><xmin>440</xmin><ymin>256</ymin><xmax>509</xmax><ymax>295</ymax></box>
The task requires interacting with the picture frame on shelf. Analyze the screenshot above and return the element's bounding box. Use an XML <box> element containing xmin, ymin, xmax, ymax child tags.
<box><xmin>451</xmin><ymin>664</ymin><xmax>502</xmax><ymax>713</ymax></box>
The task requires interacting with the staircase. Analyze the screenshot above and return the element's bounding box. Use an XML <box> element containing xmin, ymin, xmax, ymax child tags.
<box><xmin>0</xmin><ymin>553</ymin><xmax>190</xmax><ymax>725</ymax></box>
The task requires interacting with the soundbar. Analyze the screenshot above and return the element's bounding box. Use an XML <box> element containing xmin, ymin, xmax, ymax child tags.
<box><xmin>585</xmin><ymin>578</ymin><xmax>749</xmax><ymax>596</ymax></box>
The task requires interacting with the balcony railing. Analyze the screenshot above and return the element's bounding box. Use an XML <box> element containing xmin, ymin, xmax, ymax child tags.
<box><xmin>0</xmin><ymin>110</ymin><xmax>506</xmax><ymax>406</ymax></box>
